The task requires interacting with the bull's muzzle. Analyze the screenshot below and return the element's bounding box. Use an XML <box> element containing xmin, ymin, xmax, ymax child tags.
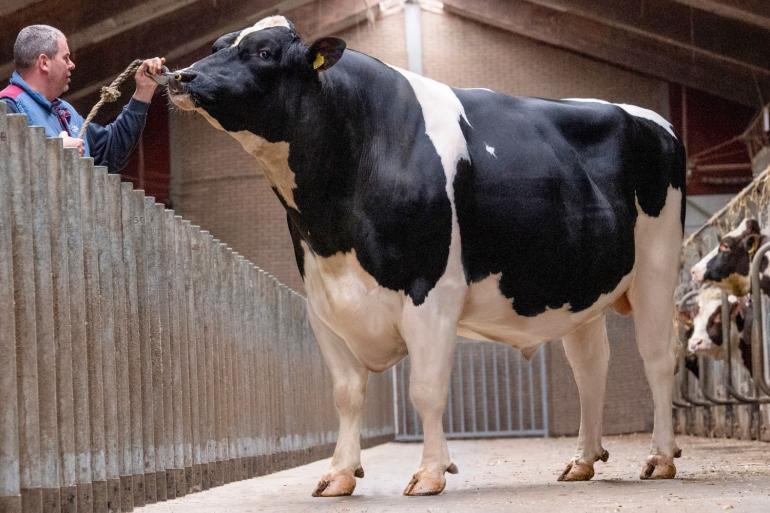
<box><xmin>167</xmin><ymin>70</ymin><xmax>196</xmax><ymax>95</ymax></box>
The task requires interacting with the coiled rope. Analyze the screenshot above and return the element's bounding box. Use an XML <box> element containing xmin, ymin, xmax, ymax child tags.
<box><xmin>77</xmin><ymin>59</ymin><xmax>143</xmax><ymax>139</ymax></box>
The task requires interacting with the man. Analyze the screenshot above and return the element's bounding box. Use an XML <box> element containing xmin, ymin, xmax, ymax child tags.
<box><xmin>1</xmin><ymin>24</ymin><xmax>165</xmax><ymax>172</ymax></box>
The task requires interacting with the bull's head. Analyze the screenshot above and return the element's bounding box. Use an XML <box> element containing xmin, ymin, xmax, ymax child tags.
<box><xmin>690</xmin><ymin>218</ymin><xmax>764</xmax><ymax>296</ymax></box>
<box><xmin>168</xmin><ymin>16</ymin><xmax>346</xmax><ymax>139</ymax></box>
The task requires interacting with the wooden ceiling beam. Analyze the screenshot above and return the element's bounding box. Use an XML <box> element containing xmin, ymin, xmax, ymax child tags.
<box><xmin>521</xmin><ymin>0</ymin><xmax>770</xmax><ymax>74</ymax></box>
<box><xmin>0</xmin><ymin>1</ymin><xmax>149</xmax><ymax>66</ymax></box>
<box><xmin>0</xmin><ymin>0</ymin><xmax>204</xmax><ymax>82</ymax></box>
<box><xmin>443</xmin><ymin>0</ymin><xmax>769</xmax><ymax>107</ymax></box>
<box><xmin>670</xmin><ymin>0</ymin><xmax>770</xmax><ymax>31</ymax></box>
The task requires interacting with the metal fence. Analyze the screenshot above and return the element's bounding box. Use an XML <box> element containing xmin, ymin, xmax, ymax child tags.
<box><xmin>674</xmin><ymin>165</ymin><xmax>770</xmax><ymax>441</ymax></box>
<box><xmin>0</xmin><ymin>106</ymin><xmax>394</xmax><ymax>513</ymax></box>
<box><xmin>393</xmin><ymin>339</ymin><xmax>548</xmax><ymax>441</ymax></box>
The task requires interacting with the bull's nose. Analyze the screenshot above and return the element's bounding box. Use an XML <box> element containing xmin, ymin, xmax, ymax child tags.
<box><xmin>688</xmin><ymin>339</ymin><xmax>706</xmax><ymax>352</ymax></box>
<box><xmin>167</xmin><ymin>71</ymin><xmax>196</xmax><ymax>94</ymax></box>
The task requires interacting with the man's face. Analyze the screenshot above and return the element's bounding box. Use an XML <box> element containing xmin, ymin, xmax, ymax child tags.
<box><xmin>45</xmin><ymin>36</ymin><xmax>75</xmax><ymax>96</ymax></box>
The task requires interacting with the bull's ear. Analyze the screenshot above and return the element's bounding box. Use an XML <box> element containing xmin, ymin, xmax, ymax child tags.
<box><xmin>742</xmin><ymin>233</ymin><xmax>761</xmax><ymax>255</ymax></box>
<box><xmin>212</xmin><ymin>31</ymin><xmax>239</xmax><ymax>53</ymax></box>
<box><xmin>307</xmin><ymin>37</ymin><xmax>346</xmax><ymax>71</ymax></box>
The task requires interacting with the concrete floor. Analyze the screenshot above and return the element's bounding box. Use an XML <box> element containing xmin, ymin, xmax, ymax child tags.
<box><xmin>139</xmin><ymin>434</ymin><xmax>770</xmax><ymax>513</ymax></box>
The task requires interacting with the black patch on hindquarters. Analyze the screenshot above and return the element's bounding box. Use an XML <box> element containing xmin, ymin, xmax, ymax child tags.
<box><xmin>453</xmin><ymin>92</ymin><xmax>685</xmax><ymax>316</ymax></box>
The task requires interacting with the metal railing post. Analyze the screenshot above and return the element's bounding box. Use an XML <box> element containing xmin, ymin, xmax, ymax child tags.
<box><xmin>722</xmin><ymin>292</ymin><xmax>770</xmax><ymax>403</ymax></box>
<box><xmin>750</xmin><ymin>242</ymin><xmax>770</xmax><ymax>395</ymax></box>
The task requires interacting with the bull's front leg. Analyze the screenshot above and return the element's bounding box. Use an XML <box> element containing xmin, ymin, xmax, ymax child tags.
<box><xmin>308</xmin><ymin>307</ymin><xmax>368</xmax><ymax>497</ymax></box>
<box><xmin>400</xmin><ymin>296</ymin><xmax>462</xmax><ymax>496</ymax></box>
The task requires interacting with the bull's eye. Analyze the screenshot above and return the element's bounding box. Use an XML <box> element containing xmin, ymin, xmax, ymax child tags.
<box><xmin>258</xmin><ymin>50</ymin><xmax>271</xmax><ymax>60</ymax></box>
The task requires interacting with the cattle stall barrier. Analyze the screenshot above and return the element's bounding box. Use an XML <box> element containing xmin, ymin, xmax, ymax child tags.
<box><xmin>674</xmin><ymin>164</ymin><xmax>770</xmax><ymax>441</ymax></box>
<box><xmin>393</xmin><ymin>340</ymin><xmax>548</xmax><ymax>441</ymax></box>
<box><xmin>0</xmin><ymin>105</ymin><xmax>394</xmax><ymax>513</ymax></box>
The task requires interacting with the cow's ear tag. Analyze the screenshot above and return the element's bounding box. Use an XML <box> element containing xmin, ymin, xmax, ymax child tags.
<box><xmin>313</xmin><ymin>53</ymin><xmax>325</xmax><ymax>70</ymax></box>
<box><xmin>308</xmin><ymin>37</ymin><xmax>346</xmax><ymax>71</ymax></box>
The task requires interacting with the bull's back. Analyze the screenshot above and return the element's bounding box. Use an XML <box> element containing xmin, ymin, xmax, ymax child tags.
<box><xmin>452</xmin><ymin>90</ymin><xmax>685</xmax><ymax>318</ymax></box>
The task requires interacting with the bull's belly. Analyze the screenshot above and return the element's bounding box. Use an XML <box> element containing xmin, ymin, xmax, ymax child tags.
<box><xmin>457</xmin><ymin>272</ymin><xmax>634</xmax><ymax>349</ymax></box>
<box><xmin>303</xmin><ymin>240</ymin><xmax>634</xmax><ymax>370</ymax></box>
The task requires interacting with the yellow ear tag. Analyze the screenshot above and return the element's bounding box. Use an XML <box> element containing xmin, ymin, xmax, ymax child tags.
<box><xmin>313</xmin><ymin>53</ymin><xmax>325</xmax><ymax>70</ymax></box>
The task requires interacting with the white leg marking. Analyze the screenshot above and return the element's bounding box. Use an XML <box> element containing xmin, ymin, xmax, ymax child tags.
<box><xmin>388</xmin><ymin>65</ymin><xmax>470</xmax><ymax>496</ymax></box>
<box><xmin>558</xmin><ymin>315</ymin><xmax>610</xmax><ymax>481</ymax></box>
<box><xmin>629</xmin><ymin>187</ymin><xmax>682</xmax><ymax>479</ymax></box>
<box><xmin>401</xmin><ymin>292</ymin><xmax>462</xmax><ymax>495</ymax></box>
<box><xmin>308</xmin><ymin>306</ymin><xmax>368</xmax><ymax>497</ymax></box>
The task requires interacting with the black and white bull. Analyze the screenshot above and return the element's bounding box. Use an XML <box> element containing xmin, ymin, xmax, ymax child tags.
<box><xmin>169</xmin><ymin>16</ymin><xmax>686</xmax><ymax>496</ymax></box>
<box><xmin>691</xmin><ymin>218</ymin><xmax>770</xmax><ymax>297</ymax></box>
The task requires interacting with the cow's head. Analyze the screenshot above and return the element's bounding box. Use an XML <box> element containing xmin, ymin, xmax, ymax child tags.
<box><xmin>687</xmin><ymin>288</ymin><xmax>744</xmax><ymax>357</ymax></box>
<box><xmin>167</xmin><ymin>16</ymin><xmax>346</xmax><ymax>139</ymax></box>
<box><xmin>690</xmin><ymin>218</ymin><xmax>764</xmax><ymax>296</ymax></box>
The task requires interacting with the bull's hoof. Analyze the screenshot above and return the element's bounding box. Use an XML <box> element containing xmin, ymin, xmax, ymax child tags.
<box><xmin>403</xmin><ymin>464</ymin><xmax>456</xmax><ymax>496</ymax></box>
<box><xmin>557</xmin><ymin>449</ymin><xmax>608</xmax><ymax>482</ymax></box>
<box><xmin>558</xmin><ymin>460</ymin><xmax>595</xmax><ymax>481</ymax></box>
<box><xmin>403</xmin><ymin>473</ymin><xmax>446</xmax><ymax>496</ymax></box>
<box><xmin>312</xmin><ymin>472</ymin><xmax>357</xmax><ymax>497</ymax></box>
<box><xmin>640</xmin><ymin>455</ymin><xmax>677</xmax><ymax>480</ymax></box>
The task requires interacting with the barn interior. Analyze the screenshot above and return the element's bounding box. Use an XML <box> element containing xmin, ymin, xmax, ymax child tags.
<box><xmin>2</xmin><ymin>1</ymin><xmax>770</xmax><ymax>511</ymax></box>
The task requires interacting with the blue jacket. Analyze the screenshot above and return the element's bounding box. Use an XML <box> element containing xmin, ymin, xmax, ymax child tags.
<box><xmin>1</xmin><ymin>71</ymin><xmax>150</xmax><ymax>172</ymax></box>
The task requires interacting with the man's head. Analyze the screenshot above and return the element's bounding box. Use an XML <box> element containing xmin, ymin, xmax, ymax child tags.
<box><xmin>14</xmin><ymin>25</ymin><xmax>75</xmax><ymax>100</ymax></box>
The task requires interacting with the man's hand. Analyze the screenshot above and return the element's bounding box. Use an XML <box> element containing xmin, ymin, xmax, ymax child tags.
<box><xmin>133</xmin><ymin>57</ymin><xmax>166</xmax><ymax>103</ymax></box>
<box><xmin>59</xmin><ymin>131</ymin><xmax>84</xmax><ymax>156</ymax></box>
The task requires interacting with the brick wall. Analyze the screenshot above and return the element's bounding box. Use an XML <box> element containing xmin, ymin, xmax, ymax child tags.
<box><xmin>421</xmin><ymin>9</ymin><xmax>669</xmax><ymax>113</ymax></box>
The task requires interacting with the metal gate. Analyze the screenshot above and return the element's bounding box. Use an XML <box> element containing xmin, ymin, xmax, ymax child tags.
<box><xmin>393</xmin><ymin>338</ymin><xmax>549</xmax><ymax>441</ymax></box>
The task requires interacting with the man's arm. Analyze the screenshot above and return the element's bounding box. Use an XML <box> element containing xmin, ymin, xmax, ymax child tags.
<box><xmin>85</xmin><ymin>57</ymin><xmax>164</xmax><ymax>172</ymax></box>
<box><xmin>1</xmin><ymin>98</ymin><xmax>20</xmax><ymax>113</ymax></box>
<box><xmin>86</xmin><ymin>98</ymin><xmax>149</xmax><ymax>172</ymax></box>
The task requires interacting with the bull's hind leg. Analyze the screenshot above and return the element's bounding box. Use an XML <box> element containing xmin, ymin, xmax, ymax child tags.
<box><xmin>308</xmin><ymin>308</ymin><xmax>369</xmax><ymax>497</ymax></box>
<box><xmin>558</xmin><ymin>315</ymin><xmax>610</xmax><ymax>482</ymax></box>
<box><xmin>628</xmin><ymin>190</ymin><xmax>683</xmax><ymax>480</ymax></box>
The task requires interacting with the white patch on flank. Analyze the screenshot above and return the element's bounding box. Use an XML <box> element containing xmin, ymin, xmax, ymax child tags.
<box><xmin>485</xmin><ymin>143</ymin><xmax>497</xmax><ymax>158</ymax></box>
<box><xmin>233</xmin><ymin>15</ymin><xmax>290</xmax><ymax>46</ymax></box>
<box><xmin>562</xmin><ymin>98</ymin><xmax>676</xmax><ymax>138</ymax></box>
<box><xmin>387</xmin><ymin>65</ymin><xmax>473</xmax><ymax>478</ymax></box>
<box><xmin>196</xmin><ymin>108</ymin><xmax>299</xmax><ymax>210</ymax></box>
<box><xmin>387</xmin><ymin>65</ymin><xmax>470</xmax><ymax>299</ymax></box>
